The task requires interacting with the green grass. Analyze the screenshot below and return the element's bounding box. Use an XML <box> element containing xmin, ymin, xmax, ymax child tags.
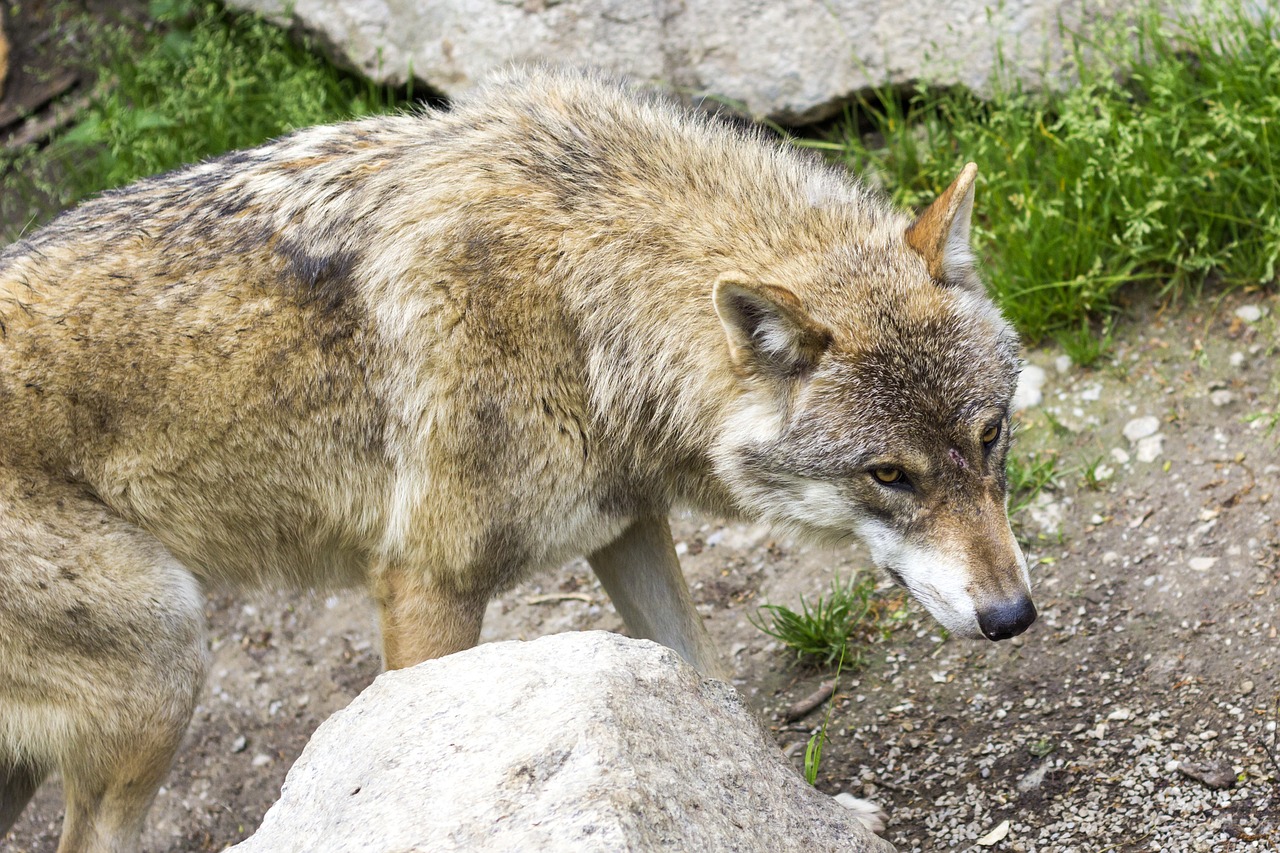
<box><xmin>803</xmin><ymin>645</ymin><xmax>846</xmax><ymax>786</ymax></box>
<box><xmin>751</xmin><ymin>573</ymin><xmax>881</xmax><ymax>668</ymax></box>
<box><xmin>821</xmin><ymin>1</ymin><xmax>1280</xmax><ymax>343</ymax></box>
<box><xmin>2</xmin><ymin>0</ymin><xmax>409</xmax><ymax>241</ymax></box>
<box><xmin>1007</xmin><ymin>449</ymin><xmax>1061</xmax><ymax>517</ymax></box>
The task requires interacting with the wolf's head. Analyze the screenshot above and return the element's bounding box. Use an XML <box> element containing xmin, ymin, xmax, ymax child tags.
<box><xmin>711</xmin><ymin>164</ymin><xmax>1035</xmax><ymax>641</ymax></box>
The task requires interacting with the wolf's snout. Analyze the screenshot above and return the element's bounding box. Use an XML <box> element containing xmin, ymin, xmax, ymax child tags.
<box><xmin>977</xmin><ymin>595</ymin><xmax>1037</xmax><ymax>640</ymax></box>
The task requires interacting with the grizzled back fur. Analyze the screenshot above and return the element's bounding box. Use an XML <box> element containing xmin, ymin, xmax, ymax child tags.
<box><xmin>0</xmin><ymin>67</ymin><xmax>1025</xmax><ymax>853</ymax></box>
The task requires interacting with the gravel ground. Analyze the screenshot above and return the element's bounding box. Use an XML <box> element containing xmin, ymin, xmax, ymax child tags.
<box><xmin>4</xmin><ymin>3</ymin><xmax>1276</xmax><ymax>850</ymax></box>
<box><xmin>9</xmin><ymin>292</ymin><xmax>1276</xmax><ymax>853</ymax></box>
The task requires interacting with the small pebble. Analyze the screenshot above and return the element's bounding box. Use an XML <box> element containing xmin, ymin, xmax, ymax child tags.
<box><xmin>1110</xmin><ymin>448</ymin><xmax>1131</xmax><ymax>465</ymax></box>
<box><xmin>1209</xmin><ymin>389</ymin><xmax>1234</xmax><ymax>407</ymax></box>
<box><xmin>1229</xmin><ymin>351</ymin><xmax>1246</xmax><ymax>368</ymax></box>
<box><xmin>231</xmin><ymin>735</ymin><xmax>247</xmax><ymax>754</ymax></box>
<box><xmin>1188</xmin><ymin>557</ymin><xmax>1217</xmax><ymax>571</ymax></box>
<box><xmin>251</xmin><ymin>753</ymin><xmax>273</xmax><ymax>767</ymax></box>
<box><xmin>1136</xmin><ymin>434</ymin><xmax>1164</xmax><ymax>463</ymax></box>
<box><xmin>1241</xmin><ymin>680</ymin><xmax>1255</xmax><ymax>696</ymax></box>
<box><xmin>1234</xmin><ymin>305</ymin><xmax>1263</xmax><ymax>323</ymax></box>
<box><xmin>1179</xmin><ymin>758</ymin><xmax>1236</xmax><ymax>789</ymax></box>
<box><xmin>1123</xmin><ymin>416</ymin><xmax>1160</xmax><ymax>442</ymax></box>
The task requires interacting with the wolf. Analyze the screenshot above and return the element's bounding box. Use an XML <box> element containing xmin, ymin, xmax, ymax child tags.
<box><xmin>0</xmin><ymin>66</ymin><xmax>1034</xmax><ymax>851</ymax></box>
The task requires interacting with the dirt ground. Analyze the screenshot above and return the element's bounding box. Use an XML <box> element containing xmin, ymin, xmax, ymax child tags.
<box><xmin>3</xmin><ymin>5</ymin><xmax>1279</xmax><ymax>852</ymax></box>
<box><xmin>5</xmin><ymin>294</ymin><xmax>1277</xmax><ymax>853</ymax></box>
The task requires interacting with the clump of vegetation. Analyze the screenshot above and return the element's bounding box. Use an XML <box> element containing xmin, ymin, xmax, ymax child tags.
<box><xmin>2</xmin><ymin>0</ymin><xmax>409</xmax><ymax>240</ymax></box>
<box><xmin>824</xmin><ymin>1</ymin><xmax>1280</xmax><ymax>344</ymax></box>
<box><xmin>803</xmin><ymin>646</ymin><xmax>846</xmax><ymax>786</ymax></box>
<box><xmin>751</xmin><ymin>572</ymin><xmax>885</xmax><ymax>668</ymax></box>
<box><xmin>1007</xmin><ymin>448</ymin><xmax>1061</xmax><ymax>517</ymax></box>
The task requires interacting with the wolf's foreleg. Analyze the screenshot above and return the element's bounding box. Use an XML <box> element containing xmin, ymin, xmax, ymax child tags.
<box><xmin>588</xmin><ymin>515</ymin><xmax>725</xmax><ymax>679</ymax></box>
<box><xmin>373</xmin><ymin>565</ymin><xmax>489</xmax><ymax>670</ymax></box>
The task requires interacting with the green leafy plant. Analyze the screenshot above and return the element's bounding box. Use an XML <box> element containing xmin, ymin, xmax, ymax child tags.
<box><xmin>1080</xmin><ymin>455</ymin><xmax>1111</xmax><ymax>491</ymax></box>
<box><xmin>1028</xmin><ymin>738</ymin><xmax>1056</xmax><ymax>758</ymax></box>
<box><xmin>823</xmin><ymin>1</ymin><xmax>1280</xmax><ymax>345</ymax></box>
<box><xmin>1007</xmin><ymin>450</ymin><xmax>1060</xmax><ymax>516</ymax></box>
<box><xmin>751</xmin><ymin>573</ymin><xmax>878</xmax><ymax>668</ymax></box>
<box><xmin>804</xmin><ymin>646</ymin><xmax>846</xmax><ymax>786</ymax></box>
<box><xmin>3</xmin><ymin>0</ymin><xmax>411</xmax><ymax>241</ymax></box>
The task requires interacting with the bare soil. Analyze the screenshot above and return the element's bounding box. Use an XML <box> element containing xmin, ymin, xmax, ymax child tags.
<box><xmin>2</xmin><ymin>8</ymin><xmax>1277</xmax><ymax>852</ymax></box>
<box><xmin>7</xmin><ymin>297</ymin><xmax>1276</xmax><ymax>853</ymax></box>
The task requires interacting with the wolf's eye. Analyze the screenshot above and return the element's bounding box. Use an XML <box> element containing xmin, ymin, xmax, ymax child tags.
<box><xmin>982</xmin><ymin>423</ymin><xmax>1001</xmax><ymax>446</ymax></box>
<box><xmin>873</xmin><ymin>467</ymin><xmax>904</xmax><ymax>485</ymax></box>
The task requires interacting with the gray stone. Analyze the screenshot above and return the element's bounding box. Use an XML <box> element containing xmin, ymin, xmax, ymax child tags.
<box><xmin>1013</xmin><ymin>363</ymin><xmax>1047</xmax><ymax>411</ymax></box>
<box><xmin>228</xmin><ymin>632</ymin><xmax>894</xmax><ymax>853</ymax></box>
<box><xmin>1234</xmin><ymin>305</ymin><xmax>1263</xmax><ymax>323</ymax></box>
<box><xmin>1123</xmin><ymin>415</ymin><xmax>1160</xmax><ymax>443</ymax></box>
<box><xmin>223</xmin><ymin>0</ymin><xmax>1175</xmax><ymax>124</ymax></box>
<box><xmin>1135</xmin><ymin>433</ymin><xmax>1164</xmax><ymax>463</ymax></box>
<box><xmin>1177</xmin><ymin>759</ymin><xmax>1236</xmax><ymax>790</ymax></box>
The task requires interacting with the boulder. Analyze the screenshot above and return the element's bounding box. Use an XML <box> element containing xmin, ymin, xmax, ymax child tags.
<box><xmin>227</xmin><ymin>631</ymin><xmax>894</xmax><ymax>852</ymax></box>
<box><xmin>223</xmin><ymin>0</ymin><xmax>1167</xmax><ymax>124</ymax></box>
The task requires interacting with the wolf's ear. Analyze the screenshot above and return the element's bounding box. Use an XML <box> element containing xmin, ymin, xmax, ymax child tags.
<box><xmin>713</xmin><ymin>277</ymin><xmax>832</xmax><ymax>377</ymax></box>
<box><xmin>905</xmin><ymin>162</ymin><xmax>978</xmax><ymax>284</ymax></box>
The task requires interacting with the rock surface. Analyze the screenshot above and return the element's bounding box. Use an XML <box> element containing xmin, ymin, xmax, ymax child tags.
<box><xmin>223</xmin><ymin>0</ymin><xmax>1184</xmax><ymax>124</ymax></box>
<box><xmin>227</xmin><ymin>631</ymin><xmax>894</xmax><ymax>853</ymax></box>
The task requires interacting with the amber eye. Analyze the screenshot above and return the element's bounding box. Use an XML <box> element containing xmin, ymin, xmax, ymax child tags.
<box><xmin>982</xmin><ymin>423</ymin><xmax>1001</xmax><ymax>446</ymax></box>
<box><xmin>873</xmin><ymin>467</ymin><xmax>904</xmax><ymax>485</ymax></box>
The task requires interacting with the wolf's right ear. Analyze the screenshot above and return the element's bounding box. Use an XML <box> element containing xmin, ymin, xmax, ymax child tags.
<box><xmin>905</xmin><ymin>162</ymin><xmax>978</xmax><ymax>286</ymax></box>
<box><xmin>713</xmin><ymin>277</ymin><xmax>832</xmax><ymax>377</ymax></box>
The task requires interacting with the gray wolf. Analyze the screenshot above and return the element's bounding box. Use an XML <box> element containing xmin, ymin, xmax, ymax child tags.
<box><xmin>0</xmin><ymin>67</ymin><xmax>1034</xmax><ymax>851</ymax></box>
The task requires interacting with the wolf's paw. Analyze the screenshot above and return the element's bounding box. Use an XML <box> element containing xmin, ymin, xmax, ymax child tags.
<box><xmin>833</xmin><ymin>792</ymin><xmax>888</xmax><ymax>834</ymax></box>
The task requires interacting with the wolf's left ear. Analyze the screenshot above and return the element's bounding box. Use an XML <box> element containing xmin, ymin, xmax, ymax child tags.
<box><xmin>713</xmin><ymin>277</ymin><xmax>832</xmax><ymax>377</ymax></box>
<box><xmin>905</xmin><ymin>162</ymin><xmax>978</xmax><ymax>286</ymax></box>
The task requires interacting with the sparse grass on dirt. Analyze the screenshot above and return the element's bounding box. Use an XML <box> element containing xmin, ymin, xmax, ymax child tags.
<box><xmin>1007</xmin><ymin>448</ymin><xmax>1061</xmax><ymax>518</ymax></box>
<box><xmin>1</xmin><ymin>0</ymin><xmax>408</xmax><ymax>241</ymax></box>
<box><xmin>821</xmin><ymin>1</ymin><xmax>1280</xmax><ymax>348</ymax></box>
<box><xmin>750</xmin><ymin>572</ymin><xmax>895</xmax><ymax>668</ymax></box>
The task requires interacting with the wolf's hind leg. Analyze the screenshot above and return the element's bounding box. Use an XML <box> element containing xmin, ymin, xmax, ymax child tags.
<box><xmin>588</xmin><ymin>515</ymin><xmax>726</xmax><ymax>679</ymax></box>
<box><xmin>0</xmin><ymin>476</ymin><xmax>207</xmax><ymax>853</ymax></box>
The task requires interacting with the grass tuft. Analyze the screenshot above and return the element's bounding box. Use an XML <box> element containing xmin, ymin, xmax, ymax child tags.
<box><xmin>2</xmin><ymin>0</ymin><xmax>409</xmax><ymax>241</ymax></box>
<box><xmin>751</xmin><ymin>572</ymin><xmax>881</xmax><ymax>668</ymax></box>
<box><xmin>825</xmin><ymin>1</ymin><xmax>1280</xmax><ymax>344</ymax></box>
<box><xmin>1007</xmin><ymin>449</ymin><xmax>1061</xmax><ymax>517</ymax></box>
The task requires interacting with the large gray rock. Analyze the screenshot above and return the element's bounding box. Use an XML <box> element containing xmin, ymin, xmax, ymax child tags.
<box><xmin>227</xmin><ymin>631</ymin><xmax>894</xmax><ymax>852</ymax></box>
<box><xmin>224</xmin><ymin>0</ymin><xmax>1157</xmax><ymax>123</ymax></box>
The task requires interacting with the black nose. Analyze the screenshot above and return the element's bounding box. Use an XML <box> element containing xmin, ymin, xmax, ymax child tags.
<box><xmin>977</xmin><ymin>596</ymin><xmax>1037</xmax><ymax>640</ymax></box>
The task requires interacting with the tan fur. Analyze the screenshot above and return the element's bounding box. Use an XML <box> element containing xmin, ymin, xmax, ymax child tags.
<box><xmin>0</xmin><ymin>67</ymin><xmax>1032</xmax><ymax>850</ymax></box>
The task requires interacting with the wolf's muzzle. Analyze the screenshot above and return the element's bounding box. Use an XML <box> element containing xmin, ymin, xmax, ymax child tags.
<box><xmin>977</xmin><ymin>595</ymin><xmax>1037</xmax><ymax>640</ymax></box>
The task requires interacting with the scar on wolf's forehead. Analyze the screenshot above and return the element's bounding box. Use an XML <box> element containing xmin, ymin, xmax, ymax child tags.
<box><xmin>948</xmin><ymin>448</ymin><xmax>967</xmax><ymax>469</ymax></box>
